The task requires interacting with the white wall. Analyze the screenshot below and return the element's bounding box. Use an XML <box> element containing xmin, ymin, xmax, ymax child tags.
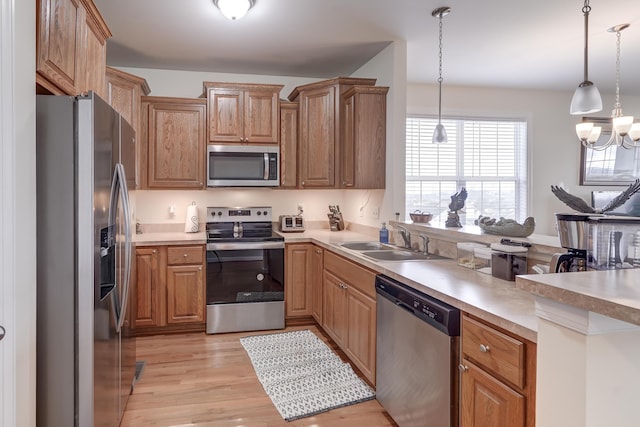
<box><xmin>407</xmin><ymin>84</ymin><xmax>640</xmax><ymax>235</ymax></box>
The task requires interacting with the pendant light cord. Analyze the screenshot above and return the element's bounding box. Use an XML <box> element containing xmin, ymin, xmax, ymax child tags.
<box><xmin>614</xmin><ymin>29</ymin><xmax>621</xmax><ymax>109</ymax></box>
<box><xmin>437</xmin><ymin>13</ymin><xmax>444</xmax><ymax>122</ymax></box>
<box><xmin>582</xmin><ymin>1</ymin><xmax>591</xmax><ymax>82</ymax></box>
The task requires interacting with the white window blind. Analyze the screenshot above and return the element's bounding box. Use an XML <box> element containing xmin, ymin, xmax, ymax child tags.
<box><xmin>406</xmin><ymin>116</ymin><xmax>528</xmax><ymax>225</ymax></box>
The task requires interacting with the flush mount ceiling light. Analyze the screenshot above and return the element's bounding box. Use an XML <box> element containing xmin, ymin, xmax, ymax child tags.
<box><xmin>213</xmin><ymin>0</ymin><xmax>255</xmax><ymax>20</ymax></box>
<box><xmin>578</xmin><ymin>24</ymin><xmax>640</xmax><ymax>150</ymax></box>
<box><xmin>570</xmin><ymin>0</ymin><xmax>603</xmax><ymax>115</ymax></box>
<box><xmin>432</xmin><ymin>6</ymin><xmax>451</xmax><ymax>144</ymax></box>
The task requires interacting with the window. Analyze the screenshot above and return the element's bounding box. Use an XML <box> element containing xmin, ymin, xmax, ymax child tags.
<box><xmin>406</xmin><ymin>116</ymin><xmax>528</xmax><ymax>225</ymax></box>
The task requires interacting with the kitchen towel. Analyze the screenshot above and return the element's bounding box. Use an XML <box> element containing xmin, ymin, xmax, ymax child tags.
<box><xmin>184</xmin><ymin>202</ymin><xmax>199</xmax><ymax>233</ymax></box>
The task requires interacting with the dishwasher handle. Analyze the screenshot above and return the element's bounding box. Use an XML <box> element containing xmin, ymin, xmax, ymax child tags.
<box><xmin>395</xmin><ymin>300</ymin><xmax>416</xmax><ymax>314</ymax></box>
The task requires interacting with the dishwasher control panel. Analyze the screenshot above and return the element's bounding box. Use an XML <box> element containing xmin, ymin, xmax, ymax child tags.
<box><xmin>375</xmin><ymin>274</ymin><xmax>460</xmax><ymax>336</ymax></box>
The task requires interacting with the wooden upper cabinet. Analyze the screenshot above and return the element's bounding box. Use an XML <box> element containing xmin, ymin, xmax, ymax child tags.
<box><xmin>288</xmin><ymin>77</ymin><xmax>378</xmax><ymax>189</ymax></box>
<box><xmin>341</xmin><ymin>86</ymin><xmax>388</xmax><ymax>189</ymax></box>
<box><xmin>106</xmin><ymin>67</ymin><xmax>151</xmax><ymax>189</ymax></box>
<box><xmin>279</xmin><ymin>101</ymin><xmax>299</xmax><ymax>188</ymax></box>
<box><xmin>203</xmin><ymin>82</ymin><xmax>283</xmax><ymax>145</ymax></box>
<box><xmin>36</xmin><ymin>0</ymin><xmax>111</xmax><ymax>96</ymax></box>
<box><xmin>143</xmin><ymin>97</ymin><xmax>206</xmax><ymax>189</ymax></box>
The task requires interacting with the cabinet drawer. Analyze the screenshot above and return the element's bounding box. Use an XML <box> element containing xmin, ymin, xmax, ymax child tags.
<box><xmin>167</xmin><ymin>245</ymin><xmax>204</xmax><ymax>265</ymax></box>
<box><xmin>462</xmin><ymin>316</ymin><xmax>525</xmax><ymax>389</ymax></box>
<box><xmin>324</xmin><ymin>251</ymin><xmax>376</xmax><ymax>299</ymax></box>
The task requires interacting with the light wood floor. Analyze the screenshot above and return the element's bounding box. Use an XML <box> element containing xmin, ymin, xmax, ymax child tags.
<box><xmin>122</xmin><ymin>325</ymin><xmax>397</xmax><ymax>427</ymax></box>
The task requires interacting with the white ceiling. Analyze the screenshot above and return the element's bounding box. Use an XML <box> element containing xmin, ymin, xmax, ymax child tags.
<box><xmin>94</xmin><ymin>0</ymin><xmax>640</xmax><ymax>95</ymax></box>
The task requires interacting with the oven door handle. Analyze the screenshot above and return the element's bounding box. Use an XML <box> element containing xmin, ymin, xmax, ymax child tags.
<box><xmin>207</xmin><ymin>241</ymin><xmax>285</xmax><ymax>251</ymax></box>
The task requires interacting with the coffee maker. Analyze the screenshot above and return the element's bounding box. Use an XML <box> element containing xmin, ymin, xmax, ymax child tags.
<box><xmin>550</xmin><ymin>213</ymin><xmax>591</xmax><ymax>273</ymax></box>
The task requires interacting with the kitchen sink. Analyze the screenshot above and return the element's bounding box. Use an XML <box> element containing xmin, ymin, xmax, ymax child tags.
<box><xmin>361</xmin><ymin>250</ymin><xmax>447</xmax><ymax>262</ymax></box>
<box><xmin>340</xmin><ymin>241</ymin><xmax>395</xmax><ymax>251</ymax></box>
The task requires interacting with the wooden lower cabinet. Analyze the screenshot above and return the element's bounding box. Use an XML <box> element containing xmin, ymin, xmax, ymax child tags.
<box><xmin>132</xmin><ymin>244</ymin><xmax>205</xmax><ymax>335</ymax></box>
<box><xmin>459</xmin><ymin>314</ymin><xmax>536</xmax><ymax>427</ymax></box>
<box><xmin>322</xmin><ymin>251</ymin><xmax>377</xmax><ymax>385</ymax></box>
<box><xmin>285</xmin><ymin>243</ymin><xmax>324</xmax><ymax>322</ymax></box>
<box><xmin>461</xmin><ymin>360</ymin><xmax>525</xmax><ymax>427</ymax></box>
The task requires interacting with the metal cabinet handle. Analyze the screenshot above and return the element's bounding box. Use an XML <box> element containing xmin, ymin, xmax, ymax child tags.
<box><xmin>152</xmin><ymin>249</ymin><xmax>157</xmax><ymax>254</ymax></box>
<box><xmin>0</xmin><ymin>325</ymin><xmax>5</xmax><ymax>341</ymax></box>
<box><xmin>183</xmin><ymin>253</ymin><xmax>188</xmax><ymax>258</ymax></box>
<box><xmin>458</xmin><ymin>364</ymin><xmax>468</xmax><ymax>373</ymax></box>
<box><xmin>479</xmin><ymin>344</ymin><xmax>490</xmax><ymax>353</ymax></box>
<box><xmin>315</xmin><ymin>249</ymin><xmax>322</xmax><ymax>254</ymax></box>
<box><xmin>301</xmin><ymin>181</ymin><xmax>305</xmax><ymax>186</ymax></box>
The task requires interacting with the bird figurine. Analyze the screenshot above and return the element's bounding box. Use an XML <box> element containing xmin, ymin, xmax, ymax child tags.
<box><xmin>475</xmin><ymin>215</ymin><xmax>536</xmax><ymax>237</ymax></box>
<box><xmin>445</xmin><ymin>187</ymin><xmax>468</xmax><ymax>228</ymax></box>
<box><xmin>550</xmin><ymin>179</ymin><xmax>640</xmax><ymax>214</ymax></box>
<box><xmin>448</xmin><ymin>187</ymin><xmax>468</xmax><ymax>211</ymax></box>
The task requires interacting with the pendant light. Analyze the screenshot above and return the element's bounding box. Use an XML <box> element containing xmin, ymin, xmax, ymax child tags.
<box><xmin>213</xmin><ymin>0</ymin><xmax>255</xmax><ymax>20</ymax></box>
<box><xmin>578</xmin><ymin>24</ymin><xmax>640</xmax><ymax>150</ymax></box>
<box><xmin>432</xmin><ymin>6</ymin><xmax>451</xmax><ymax>144</ymax></box>
<box><xmin>570</xmin><ymin>0</ymin><xmax>602</xmax><ymax>115</ymax></box>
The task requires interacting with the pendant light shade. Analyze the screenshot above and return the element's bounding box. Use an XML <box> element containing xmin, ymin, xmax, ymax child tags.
<box><xmin>213</xmin><ymin>0</ymin><xmax>255</xmax><ymax>20</ymax></box>
<box><xmin>570</xmin><ymin>0</ymin><xmax>602</xmax><ymax>115</ymax></box>
<box><xmin>432</xmin><ymin>7</ymin><xmax>451</xmax><ymax>144</ymax></box>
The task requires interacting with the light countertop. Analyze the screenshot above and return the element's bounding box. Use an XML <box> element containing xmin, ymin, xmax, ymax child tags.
<box><xmin>281</xmin><ymin>229</ymin><xmax>538</xmax><ymax>342</ymax></box>
<box><xmin>133</xmin><ymin>231</ymin><xmax>206</xmax><ymax>246</ymax></box>
<box><xmin>516</xmin><ymin>269</ymin><xmax>640</xmax><ymax>327</ymax></box>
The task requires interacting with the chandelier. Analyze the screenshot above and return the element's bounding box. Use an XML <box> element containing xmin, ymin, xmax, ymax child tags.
<box><xmin>577</xmin><ymin>24</ymin><xmax>640</xmax><ymax>150</ymax></box>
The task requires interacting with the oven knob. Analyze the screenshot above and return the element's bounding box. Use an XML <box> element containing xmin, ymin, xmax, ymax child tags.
<box><xmin>211</xmin><ymin>211</ymin><xmax>216</xmax><ymax>216</ymax></box>
<box><xmin>263</xmin><ymin>210</ymin><xmax>268</xmax><ymax>216</ymax></box>
<box><xmin>257</xmin><ymin>211</ymin><xmax>262</xmax><ymax>216</ymax></box>
<box><xmin>218</xmin><ymin>211</ymin><xmax>222</xmax><ymax>216</ymax></box>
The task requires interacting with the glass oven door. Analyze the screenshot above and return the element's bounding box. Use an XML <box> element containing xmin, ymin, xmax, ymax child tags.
<box><xmin>206</xmin><ymin>244</ymin><xmax>284</xmax><ymax>305</ymax></box>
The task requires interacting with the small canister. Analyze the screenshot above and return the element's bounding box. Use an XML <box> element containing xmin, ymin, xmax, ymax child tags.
<box><xmin>490</xmin><ymin>243</ymin><xmax>528</xmax><ymax>281</ymax></box>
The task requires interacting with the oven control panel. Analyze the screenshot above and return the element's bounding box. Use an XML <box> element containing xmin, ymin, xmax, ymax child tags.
<box><xmin>207</xmin><ymin>207</ymin><xmax>272</xmax><ymax>222</ymax></box>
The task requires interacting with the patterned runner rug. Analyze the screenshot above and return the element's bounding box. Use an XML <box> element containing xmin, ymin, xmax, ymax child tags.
<box><xmin>240</xmin><ymin>329</ymin><xmax>376</xmax><ymax>421</ymax></box>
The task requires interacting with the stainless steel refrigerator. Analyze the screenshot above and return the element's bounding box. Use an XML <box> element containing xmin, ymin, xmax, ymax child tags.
<box><xmin>36</xmin><ymin>93</ymin><xmax>136</xmax><ymax>427</ymax></box>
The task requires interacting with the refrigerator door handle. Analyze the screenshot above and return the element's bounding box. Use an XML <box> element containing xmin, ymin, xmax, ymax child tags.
<box><xmin>116</xmin><ymin>163</ymin><xmax>133</xmax><ymax>332</ymax></box>
<box><xmin>108</xmin><ymin>163</ymin><xmax>133</xmax><ymax>333</ymax></box>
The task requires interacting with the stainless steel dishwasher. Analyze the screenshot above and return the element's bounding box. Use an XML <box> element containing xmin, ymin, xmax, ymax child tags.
<box><xmin>375</xmin><ymin>274</ymin><xmax>460</xmax><ymax>427</ymax></box>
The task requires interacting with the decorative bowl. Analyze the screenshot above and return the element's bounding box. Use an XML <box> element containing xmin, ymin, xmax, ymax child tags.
<box><xmin>409</xmin><ymin>210</ymin><xmax>433</xmax><ymax>223</ymax></box>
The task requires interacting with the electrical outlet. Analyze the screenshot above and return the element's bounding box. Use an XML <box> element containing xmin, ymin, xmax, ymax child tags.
<box><xmin>372</xmin><ymin>207</ymin><xmax>380</xmax><ymax>219</ymax></box>
<box><xmin>297</xmin><ymin>203</ymin><xmax>304</xmax><ymax>215</ymax></box>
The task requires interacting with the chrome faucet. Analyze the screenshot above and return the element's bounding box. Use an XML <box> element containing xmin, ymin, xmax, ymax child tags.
<box><xmin>397</xmin><ymin>226</ymin><xmax>411</xmax><ymax>249</ymax></box>
<box><xmin>419</xmin><ymin>233</ymin><xmax>430</xmax><ymax>255</ymax></box>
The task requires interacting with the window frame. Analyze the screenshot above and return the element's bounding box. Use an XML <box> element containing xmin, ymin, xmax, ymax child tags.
<box><xmin>405</xmin><ymin>114</ymin><xmax>530</xmax><ymax>224</ymax></box>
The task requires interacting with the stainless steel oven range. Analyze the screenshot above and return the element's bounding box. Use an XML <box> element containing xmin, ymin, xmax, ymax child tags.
<box><xmin>205</xmin><ymin>206</ymin><xmax>285</xmax><ymax>334</ymax></box>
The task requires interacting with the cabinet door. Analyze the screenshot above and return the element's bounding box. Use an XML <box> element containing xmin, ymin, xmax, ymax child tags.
<box><xmin>299</xmin><ymin>85</ymin><xmax>335</xmax><ymax>187</ymax></box>
<box><xmin>285</xmin><ymin>244</ymin><xmax>313</xmax><ymax>317</ymax></box>
<box><xmin>341</xmin><ymin>87</ymin><xmax>388</xmax><ymax>189</ymax></box>
<box><xmin>80</xmin><ymin>14</ymin><xmax>107</xmax><ymax>99</ymax></box>
<box><xmin>208</xmin><ymin>88</ymin><xmax>243</xmax><ymax>143</ymax></box>
<box><xmin>279</xmin><ymin>102</ymin><xmax>298</xmax><ymax>188</ymax></box>
<box><xmin>133</xmin><ymin>247</ymin><xmax>162</xmax><ymax>328</ymax></box>
<box><xmin>461</xmin><ymin>359</ymin><xmax>525</xmax><ymax>427</ymax></box>
<box><xmin>36</xmin><ymin>0</ymin><xmax>85</xmax><ymax>94</ymax></box>
<box><xmin>244</xmin><ymin>90</ymin><xmax>280</xmax><ymax>144</ymax></box>
<box><xmin>322</xmin><ymin>271</ymin><xmax>348</xmax><ymax>347</ymax></box>
<box><xmin>310</xmin><ymin>246</ymin><xmax>324</xmax><ymax>324</ymax></box>
<box><xmin>166</xmin><ymin>265</ymin><xmax>205</xmax><ymax>324</ymax></box>
<box><xmin>345</xmin><ymin>285</ymin><xmax>376</xmax><ymax>384</ymax></box>
<box><xmin>147</xmin><ymin>98</ymin><xmax>206</xmax><ymax>189</ymax></box>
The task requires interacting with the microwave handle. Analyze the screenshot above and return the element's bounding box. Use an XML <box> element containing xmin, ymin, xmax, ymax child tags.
<box><xmin>263</xmin><ymin>153</ymin><xmax>269</xmax><ymax>180</ymax></box>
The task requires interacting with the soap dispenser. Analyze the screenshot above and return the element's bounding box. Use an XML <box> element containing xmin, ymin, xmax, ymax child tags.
<box><xmin>379</xmin><ymin>222</ymin><xmax>389</xmax><ymax>244</ymax></box>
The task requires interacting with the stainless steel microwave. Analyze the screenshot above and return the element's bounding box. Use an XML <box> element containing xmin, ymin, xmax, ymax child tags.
<box><xmin>207</xmin><ymin>145</ymin><xmax>279</xmax><ymax>187</ymax></box>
